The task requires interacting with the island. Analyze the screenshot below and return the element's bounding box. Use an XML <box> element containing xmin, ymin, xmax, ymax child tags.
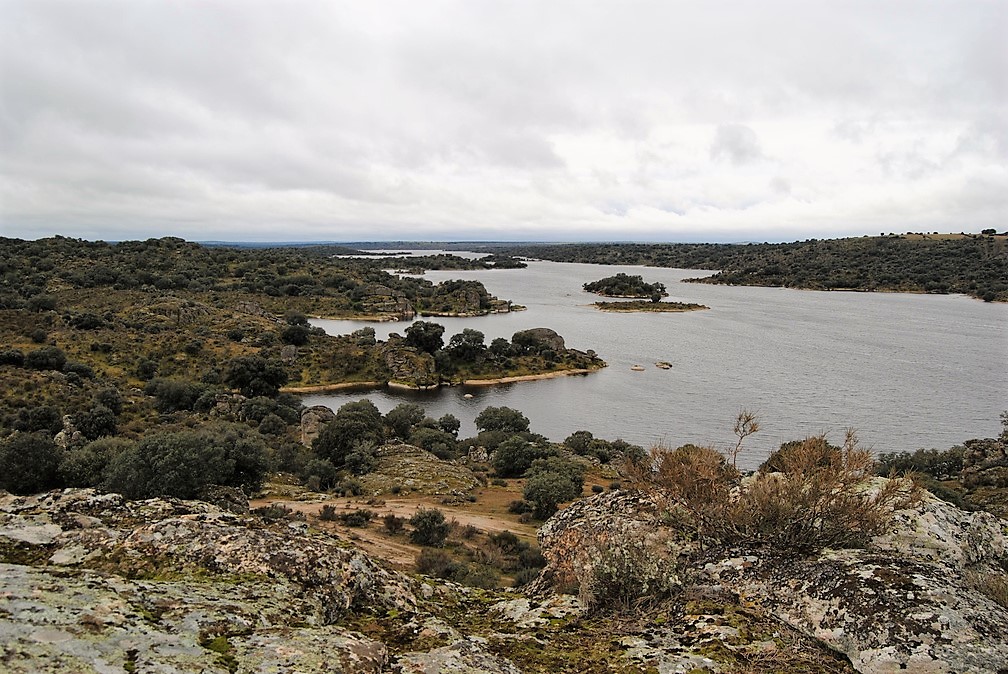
<box><xmin>583</xmin><ymin>272</ymin><xmax>667</xmax><ymax>300</ymax></box>
<box><xmin>594</xmin><ymin>299</ymin><xmax>708</xmax><ymax>312</ymax></box>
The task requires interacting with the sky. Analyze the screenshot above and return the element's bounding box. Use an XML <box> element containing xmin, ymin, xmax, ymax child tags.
<box><xmin>1</xmin><ymin>1</ymin><xmax>1005</xmax><ymax>243</ymax></box>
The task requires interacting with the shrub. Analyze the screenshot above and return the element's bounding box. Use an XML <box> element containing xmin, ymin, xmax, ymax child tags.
<box><xmin>383</xmin><ymin>513</ymin><xmax>406</xmax><ymax>534</ymax></box>
<box><xmin>507</xmin><ymin>499</ymin><xmax>531</xmax><ymax>514</ymax></box>
<box><xmin>409</xmin><ymin>508</ymin><xmax>450</xmax><ymax>547</ymax></box>
<box><xmin>25</xmin><ymin>346</ymin><xmax>66</xmax><ymax>371</ymax></box>
<box><xmin>319</xmin><ymin>504</ymin><xmax>339</xmax><ymax>521</ymax></box>
<box><xmin>592</xmin><ymin>484</ymin><xmax>605</xmax><ymax>494</ymax></box>
<box><xmin>102</xmin><ymin>423</ymin><xmax>269</xmax><ymax>499</ymax></box>
<box><xmin>876</xmin><ymin>446</ymin><xmax>964</xmax><ymax>481</ymax></box>
<box><xmin>336</xmin><ymin>477</ymin><xmax>364</xmax><ymax>497</ymax></box>
<box><xmin>0</xmin><ymin>432</ymin><xmax>62</xmax><ymax>494</ymax></box>
<box><xmin>415</xmin><ymin>548</ymin><xmax>460</xmax><ymax>578</ymax></box>
<box><xmin>635</xmin><ymin>433</ymin><xmax>913</xmax><ymax>554</ymax></box>
<box><xmin>59</xmin><ymin>437</ymin><xmax>134</xmax><ymax>488</ymax></box>
<box><xmin>74</xmin><ymin>405</ymin><xmax>116</xmax><ymax>441</ymax></box>
<box><xmin>337</xmin><ymin>509</ymin><xmax>374</xmax><ymax>527</ymax></box>
<box><xmin>0</xmin><ymin>348</ymin><xmax>25</xmax><ymax>366</ymax></box>
<box><xmin>13</xmin><ymin>404</ymin><xmax>62</xmax><ymax>434</ymax></box>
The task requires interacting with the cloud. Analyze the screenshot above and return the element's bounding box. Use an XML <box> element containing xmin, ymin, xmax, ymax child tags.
<box><xmin>710</xmin><ymin>125</ymin><xmax>764</xmax><ymax>165</ymax></box>
<box><xmin>0</xmin><ymin>0</ymin><xmax>1005</xmax><ymax>242</ymax></box>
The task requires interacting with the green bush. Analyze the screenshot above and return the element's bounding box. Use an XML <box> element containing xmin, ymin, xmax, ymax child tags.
<box><xmin>0</xmin><ymin>432</ymin><xmax>62</xmax><ymax>494</ymax></box>
<box><xmin>876</xmin><ymin>446</ymin><xmax>964</xmax><ymax>481</ymax></box>
<box><xmin>409</xmin><ymin>508</ymin><xmax>450</xmax><ymax>547</ymax></box>
<box><xmin>102</xmin><ymin>423</ymin><xmax>268</xmax><ymax>499</ymax></box>
<box><xmin>25</xmin><ymin>346</ymin><xmax>66</xmax><ymax>371</ymax></box>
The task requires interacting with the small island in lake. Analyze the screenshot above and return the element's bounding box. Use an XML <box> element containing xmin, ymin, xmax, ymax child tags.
<box><xmin>583</xmin><ymin>273</ymin><xmax>668</xmax><ymax>300</ymax></box>
<box><xmin>594</xmin><ymin>299</ymin><xmax>708</xmax><ymax>313</ymax></box>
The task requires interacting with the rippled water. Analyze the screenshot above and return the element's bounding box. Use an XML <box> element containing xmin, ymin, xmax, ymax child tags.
<box><xmin>306</xmin><ymin>259</ymin><xmax>1008</xmax><ymax>469</ymax></box>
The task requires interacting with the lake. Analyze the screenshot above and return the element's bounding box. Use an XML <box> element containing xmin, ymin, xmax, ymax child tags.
<box><xmin>305</xmin><ymin>259</ymin><xmax>1008</xmax><ymax>470</ymax></box>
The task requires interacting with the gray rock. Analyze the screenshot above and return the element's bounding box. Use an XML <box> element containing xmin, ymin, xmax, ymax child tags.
<box><xmin>300</xmin><ymin>405</ymin><xmax>336</xmax><ymax>446</ymax></box>
<box><xmin>394</xmin><ymin>638</ymin><xmax>524</xmax><ymax>674</ymax></box>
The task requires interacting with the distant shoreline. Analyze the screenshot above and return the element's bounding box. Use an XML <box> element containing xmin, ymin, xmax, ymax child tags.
<box><xmin>283</xmin><ymin>367</ymin><xmax>603</xmax><ymax>393</ymax></box>
<box><xmin>462</xmin><ymin>368</ymin><xmax>602</xmax><ymax>386</ymax></box>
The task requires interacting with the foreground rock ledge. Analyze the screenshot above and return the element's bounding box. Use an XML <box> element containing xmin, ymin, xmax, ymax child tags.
<box><xmin>532</xmin><ymin>487</ymin><xmax>1008</xmax><ymax>674</ymax></box>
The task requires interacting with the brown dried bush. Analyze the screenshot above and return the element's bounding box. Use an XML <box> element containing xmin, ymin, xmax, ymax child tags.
<box><xmin>632</xmin><ymin>429</ymin><xmax>914</xmax><ymax>555</ymax></box>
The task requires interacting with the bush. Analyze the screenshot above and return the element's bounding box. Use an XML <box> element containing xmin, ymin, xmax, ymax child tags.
<box><xmin>636</xmin><ymin>433</ymin><xmax>913</xmax><ymax>554</ymax></box>
<box><xmin>492</xmin><ymin>436</ymin><xmax>547</xmax><ymax>478</ymax></box>
<box><xmin>337</xmin><ymin>509</ymin><xmax>374</xmax><ymax>527</ymax></box>
<box><xmin>25</xmin><ymin>346</ymin><xmax>66</xmax><ymax>371</ymax></box>
<box><xmin>74</xmin><ymin>405</ymin><xmax>116</xmax><ymax>441</ymax></box>
<box><xmin>409</xmin><ymin>508</ymin><xmax>450</xmax><ymax>547</ymax></box>
<box><xmin>592</xmin><ymin>484</ymin><xmax>605</xmax><ymax>494</ymax></box>
<box><xmin>144</xmin><ymin>378</ymin><xmax>206</xmax><ymax>413</ymax></box>
<box><xmin>13</xmin><ymin>404</ymin><xmax>62</xmax><ymax>434</ymax></box>
<box><xmin>876</xmin><ymin>446</ymin><xmax>964</xmax><ymax>481</ymax></box>
<box><xmin>0</xmin><ymin>348</ymin><xmax>25</xmax><ymax>366</ymax></box>
<box><xmin>313</xmin><ymin>400</ymin><xmax>383</xmax><ymax>468</ymax></box>
<box><xmin>223</xmin><ymin>355</ymin><xmax>288</xmax><ymax>398</ymax></box>
<box><xmin>383</xmin><ymin>513</ymin><xmax>406</xmax><ymax>534</ymax></box>
<box><xmin>102</xmin><ymin>423</ymin><xmax>269</xmax><ymax>499</ymax></box>
<box><xmin>415</xmin><ymin>548</ymin><xmax>460</xmax><ymax>578</ymax></box>
<box><xmin>0</xmin><ymin>432</ymin><xmax>62</xmax><ymax>494</ymax></box>
<box><xmin>59</xmin><ymin>437</ymin><xmax>134</xmax><ymax>487</ymax></box>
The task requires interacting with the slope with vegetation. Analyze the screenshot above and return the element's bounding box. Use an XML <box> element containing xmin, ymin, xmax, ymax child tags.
<box><xmin>482</xmin><ymin>233</ymin><xmax>1008</xmax><ymax>301</ymax></box>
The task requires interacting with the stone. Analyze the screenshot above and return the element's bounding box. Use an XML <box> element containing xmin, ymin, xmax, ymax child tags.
<box><xmin>300</xmin><ymin>405</ymin><xmax>336</xmax><ymax>446</ymax></box>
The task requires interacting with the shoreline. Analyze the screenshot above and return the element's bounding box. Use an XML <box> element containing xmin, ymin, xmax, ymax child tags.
<box><xmin>281</xmin><ymin>381</ymin><xmax>381</xmax><ymax>394</ymax></box>
<box><xmin>283</xmin><ymin>366</ymin><xmax>604</xmax><ymax>393</ymax></box>
<box><xmin>462</xmin><ymin>367</ymin><xmax>602</xmax><ymax>387</ymax></box>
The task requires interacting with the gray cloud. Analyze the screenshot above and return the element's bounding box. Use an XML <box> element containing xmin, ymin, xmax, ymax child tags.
<box><xmin>1</xmin><ymin>0</ymin><xmax>1005</xmax><ymax>242</ymax></box>
<box><xmin>710</xmin><ymin>125</ymin><xmax>764</xmax><ymax>165</ymax></box>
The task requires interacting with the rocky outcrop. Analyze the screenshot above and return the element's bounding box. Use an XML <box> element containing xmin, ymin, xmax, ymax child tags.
<box><xmin>362</xmin><ymin>284</ymin><xmax>415</xmax><ymax>320</ymax></box>
<box><xmin>963</xmin><ymin>436</ymin><xmax>1008</xmax><ymax>489</ymax></box>
<box><xmin>359</xmin><ymin>444</ymin><xmax>482</xmax><ymax>496</ymax></box>
<box><xmin>379</xmin><ymin>342</ymin><xmax>438</xmax><ymax>388</ymax></box>
<box><xmin>300</xmin><ymin>404</ymin><xmax>336</xmax><ymax>446</ymax></box>
<box><xmin>0</xmin><ymin>489</ymin><xmax>421</xmax><ymax>673</ymax></box>
<box><xmin>534</xmin><ymin>485</ymin><xmax>1008</xmax><ymax>674</ymax></box>
<box><xmin>53</xmin><ymin>414</ymin><xmax>83</xmax><ymax>450</ymax></box>
<box><xmin>512</xmin><ymin>327</ymin><xmax>565</xmax><ymax>353</ymax></box>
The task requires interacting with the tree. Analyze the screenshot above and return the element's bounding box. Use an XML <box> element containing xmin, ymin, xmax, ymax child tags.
<box><xmin>438</xmin><ymin>414</ymin><xmax>461</xmax><ymax>437</ymax></box>
<box><xmin>447</xmin><ymin>328</ymin><xmax>486</xmax><ymax>362</ymax></box>
<box><xmin>404</xmin><ymin>321</ymin><xmax>445</xmax><ymax>355</ymax></box>
<box><xmin>385</xmin><ymin>403</ymin><xmax>425</xmax><ymax>439</ymax></box>
<box><xmin>410</xmin><ymin>508</ymin><xmax>450</xmax><ymax>547</ymax></box>
<box><xmin>492</xmin><ymin>436</ymin><xmax>545</xmax><ymax>478</ymax></box>
<box><xmin>313</xmin><ymin>399</ymin><xmax>383</xmax><ymax>467</ymax></box>
<box><xmin>475</xmin><ymin>406</ymin><xmax>530</xmax><ymax>435</ymax></box>
<box><xmin>523</xmin><ymin>471</ymin><xmax>573</xmax><ymax>520</ymax></box>
<box><xmin>224</xmin><ymin>355</ymin><xmax>288</xmax><ymax>398</ymax></box>
<box><xmin>0</xmin><ymin>432</ymin><xmax>62</xmax><ymax>494</ymax></box>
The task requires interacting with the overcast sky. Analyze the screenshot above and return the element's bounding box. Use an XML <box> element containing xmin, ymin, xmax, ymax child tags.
<box><xmin>1</xmin><ymin>1</ymin><xmax>1005</xmax><ymax>242</ymax></box>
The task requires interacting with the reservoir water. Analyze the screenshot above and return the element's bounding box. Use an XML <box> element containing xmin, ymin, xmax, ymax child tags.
<box><xmin>306</xmin><ymin>259</ymin><xmax>1008</xmax><ymax>470</ymax></box>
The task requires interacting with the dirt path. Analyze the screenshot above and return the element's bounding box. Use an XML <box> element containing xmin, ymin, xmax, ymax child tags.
<box><xmin>251</xmin><ymin>488</ymin><xmax>539</xmax><ymax>569</ymax></box>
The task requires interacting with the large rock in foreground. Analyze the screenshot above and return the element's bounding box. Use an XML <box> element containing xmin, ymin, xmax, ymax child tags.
<box><xmin>534</xmin><ymin>487</ymin><xmax>1008</xmax><ymax>674</ymax></box>
<box><xmin>0</xmin><ymin>489</ymin><xmax>420</xmax><ymax>673</ymax></box>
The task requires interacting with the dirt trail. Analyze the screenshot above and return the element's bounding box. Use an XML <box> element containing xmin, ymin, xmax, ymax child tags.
<box><xmin>251</xmin><ymin>489</ymin><xmax>538</xmax><ymax>569</ymax></box>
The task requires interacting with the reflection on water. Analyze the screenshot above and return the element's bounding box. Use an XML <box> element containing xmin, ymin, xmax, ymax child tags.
<box><xmin>306</xmin><ymin>259</ymin><xmax>1008</xmax><ymax>470</ymax></box>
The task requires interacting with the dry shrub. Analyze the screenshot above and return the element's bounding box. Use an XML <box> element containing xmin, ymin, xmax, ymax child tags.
<box><xmin>634</xmin><ymin>430</ymin><xmax>914</xmax><ymax>555</ymax></box>
<box><xmin>966</xmin><ymin>567</ymin><xmax>1008</xmax><ymax>609</ymax></box>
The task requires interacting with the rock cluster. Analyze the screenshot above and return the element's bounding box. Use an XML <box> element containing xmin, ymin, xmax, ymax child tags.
<box><xmin>359</xmin><ymin>444</ymin><xmax>482</xmax><ymax>496</ymax></box>
<box><xmin>533</xmin><ymin>486</ymin><xmax>1008</xmax><ymax>673</ymax></box>
<box><xmin>0</xmin><ymin>489</ymin><xmax>422</xmax><ymax>673</ymax></box>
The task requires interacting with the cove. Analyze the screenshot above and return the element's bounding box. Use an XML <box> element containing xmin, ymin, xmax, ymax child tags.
<box><xmin>305</xmin><ymin>258</ymin><xmax>1008</xmax><ymax>470</ymax></box>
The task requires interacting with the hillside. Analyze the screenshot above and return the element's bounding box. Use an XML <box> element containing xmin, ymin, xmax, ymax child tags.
<box><xmin>481</xmin><ymin>234</ymin><xmax>1008</xmax><ymax>301</ymax></box>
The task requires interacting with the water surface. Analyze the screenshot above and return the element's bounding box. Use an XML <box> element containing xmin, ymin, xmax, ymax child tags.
<box><xmin>307</xmin><ymin>260</ymin><xmax>1008</xmax><ymax>469</ymax></box>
